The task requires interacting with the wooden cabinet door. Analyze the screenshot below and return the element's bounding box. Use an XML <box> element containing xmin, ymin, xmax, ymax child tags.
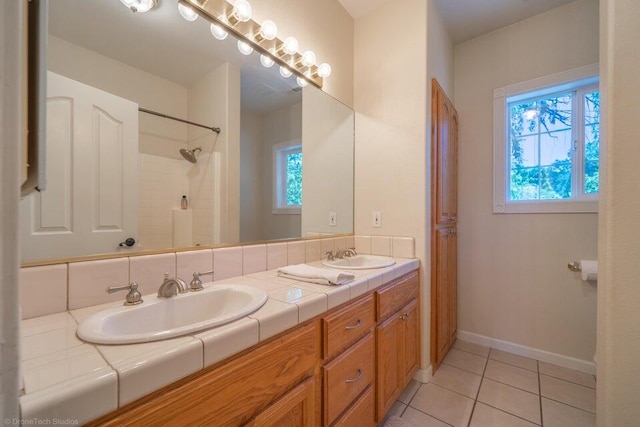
<box><xmin>401</xmin><ymin>299</ymin><xmax>420</xmax><ymax>386</ymax></box>
<box><xmin>376</xmin><ymin>313</ymin><xmax>403</xmax><ymax>421</ymax></box>
<box><xmin>448</xmin><ymin>229</ymin><xmax>458</xmax><ymax>344</ymax></box>
<box><xmin>434</xmin><ymin>228</ymin><xmax>451</xmax><ymax>366</ymax></box>
<box><xmin>432</xmin><ymin>79</ymin><xmax>458</xmax><ymax>226</ymax></box>
<box><xmin>246</xmin><ymin>377</ymin><xmax>316</xmax><ymax>427</ymax></box>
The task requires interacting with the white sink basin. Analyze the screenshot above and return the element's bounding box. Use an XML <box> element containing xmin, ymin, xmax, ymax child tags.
<box><xmin>322</xmin><ymin>255</ymin><xmax>396</xmax><ymax>270</ymax></box>
<box><xmin>77</xmin><ymin>284</ymin><xmax>267</xmax><ymax>344</ymax></box>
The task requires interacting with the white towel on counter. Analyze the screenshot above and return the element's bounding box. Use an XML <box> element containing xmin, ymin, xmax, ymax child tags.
<box><xmin>277</xmin><ymin>264</ymin><xmax>355</xmax><ymax>286</ymax></box>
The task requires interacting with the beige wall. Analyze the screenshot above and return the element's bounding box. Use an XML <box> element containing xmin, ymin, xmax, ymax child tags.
<box><xmin>455</xmin><ymin>0</ymin><xmax>599</xmax><ymax>361</ymax></box>
<box><xmin>250</xmin><ymin>0</ymin><xmax>354</xmax><ymax>107</ymax></box>
<box><xmin>302</xmin><ymin>86</ymin><xmax>354</xmax><ymax>236</ymax></box>
<box><xmin>597</xmin><ymin>0</ymin><xmax>640</xmax><ymax>424</ymax></box>
<box><xmin>354</xmin><ymin>0</ymin><xmax>431</xmax><ymax>371</ymax></box>
<box><xmin>261</xmin><ymin>103</ymin><xmax>303</xmax><ymax>240</ymax></box>
<box><xmin>240</xmin><ymin>111</ymin><xmax>264</xmax><ymax>242</ymax></box>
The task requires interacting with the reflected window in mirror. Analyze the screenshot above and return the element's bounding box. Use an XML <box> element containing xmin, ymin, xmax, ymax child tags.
<box><xmin>273</xmin><ymin>141</ymin><xmax>302</xmax><ymax>214</ymax></box>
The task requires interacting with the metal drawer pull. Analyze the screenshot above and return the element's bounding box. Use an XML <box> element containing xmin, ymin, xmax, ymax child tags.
<box><xmin>344</xmin><ymin>319</ymin><xmax>362</xmax><ymax>330</ymax></box>
<box><xmin>345</xmin><ymin>369</ymin><xmax>362</xmax><ymax>383</ymax></box>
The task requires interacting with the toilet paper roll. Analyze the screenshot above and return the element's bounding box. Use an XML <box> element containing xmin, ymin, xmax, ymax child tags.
<box><xmin>580</xmin><ymin>260</ymin><xmax>598</xmax><ymax>281</ymax></box>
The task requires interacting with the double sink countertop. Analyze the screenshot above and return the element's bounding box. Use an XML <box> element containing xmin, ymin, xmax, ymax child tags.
<box><xmin>19</xmin><ymin>257</ymin><xmax>420</xmax><ymax>424</ymax></box>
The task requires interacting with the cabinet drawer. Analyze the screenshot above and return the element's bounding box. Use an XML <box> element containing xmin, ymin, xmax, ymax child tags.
<box><xmin>322</xmin><ymin>294</ymin><xmax>374</xmax><ymax>359</ymax></box>
<box><xmin>333</xmin><ymin>385</ymin><xmax>375</xmax><ymax>427</ymax></box>
<box><xmin>376</xmin><ymin>272</ymin><xmax>419</xmax><ymax>321</ymax></box>
<box><xmin>323</xmin><ymin>333</ymin><xmax>374</xmax><ymax>426</ymax></box>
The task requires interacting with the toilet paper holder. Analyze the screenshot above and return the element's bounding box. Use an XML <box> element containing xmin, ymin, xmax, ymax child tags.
<box><xmin>567</xmin><ymin>261</ymin><xmax>582</xmax><ymax>272</ymax></box>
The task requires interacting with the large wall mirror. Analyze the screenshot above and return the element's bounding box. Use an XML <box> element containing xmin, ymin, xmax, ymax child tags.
<box><xmin>20</xmin><ymin>0</ymin><xmax>354</xmax><ymax>263</ymax></box>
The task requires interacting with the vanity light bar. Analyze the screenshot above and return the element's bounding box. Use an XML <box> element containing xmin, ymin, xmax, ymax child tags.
<box><xmin>178</xmin><ymin>0</ymin><xmax>326</xmax><ymax>88</ymax></box>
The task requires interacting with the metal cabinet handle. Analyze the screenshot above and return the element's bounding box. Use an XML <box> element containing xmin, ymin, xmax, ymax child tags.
<box><xmin>345</xmin><ymin>369</ymin><xmax>362</xmax><ymax>384</ymax></box>
<box><xmin>344</xmin><ymin>319</ymin><xmax>362</xmax><ymax>330</ymax></box>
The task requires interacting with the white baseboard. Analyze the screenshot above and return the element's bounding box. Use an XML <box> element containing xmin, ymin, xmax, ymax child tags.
<box><xmin>457</xmin><ymin>330</ymin><xmax>596</xmax><ymax>375</ymax></box>
<box><xmin>413</xmin><ymin>366</ymin><xmax>432</xmax><ymax>383</ymax></box>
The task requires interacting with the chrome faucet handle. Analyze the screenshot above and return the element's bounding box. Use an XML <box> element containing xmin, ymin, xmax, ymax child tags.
<box><xmin>106</xmin><ymin>281</ymin><xmax>143</xmax><ymax>306</ymax></box>
<box><xmin>189</xmin><ymin>270</ymin><xmax>214</xmax><ymax>292</ymax></box>
<box><xmin>344</xmin><ymin>247</ymin><xmax>357</xmax><ymax>258</ymax></box>
<box><xmin>324</xmin><ymin>250</ymin><xmax>336</xmax><ymax>261</ymax></box>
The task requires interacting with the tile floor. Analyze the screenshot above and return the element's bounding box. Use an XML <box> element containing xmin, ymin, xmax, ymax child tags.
<box><xmin>387</xmin><ymin>340</ymin><xmax>596</xmax><ymax>427</ymax></box>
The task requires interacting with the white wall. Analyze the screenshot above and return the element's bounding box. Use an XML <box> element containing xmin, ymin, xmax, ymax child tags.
<box><xmin>261</xmin><ymin>103</ymin><xmax>303</xmax><ymax>240</ymax></box>
<box><xmin>455</xmin><ymin>0</ymin><xmax>599</xmax><ymax>362</ymax></box>
<box><xmin>597</xmin><ymin>0</ymin><xmax>640</xmax><ymax>424</ymax></box>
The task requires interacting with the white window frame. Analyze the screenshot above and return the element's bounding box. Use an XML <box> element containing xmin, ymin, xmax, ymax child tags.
<box><xmin>272</xmin><ymin>140</ymin><xmax>302</xmax><ymax>214</ymax></box>
<box><xmin>493</xmin><ymin>64</ymin><xmax>600</xmax><ymax>214</ymax></box>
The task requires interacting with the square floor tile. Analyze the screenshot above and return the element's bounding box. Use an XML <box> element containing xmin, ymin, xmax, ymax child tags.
<box><xmin>402</xmin><ymin>407</ymin><xmax>450</xmax><ymax>427</ymax></box>
<box><xmin>540</xmin><ymin>375</ymin><xmax>596</xmax><ymax>414</ymax></box>
<box><xmin>470</xmin><ymin>402</ymin><xmax>539</xmax><ymax>427</ymax></box>
<box><xmin>431</xmin><ymin>364</ymin><xmax>482</xmax><ymax>398</ymax></box>
<box><xmin>410</xmin><ymin>383</ymin><xmax>474</xmax><ymax>427</ymax></box>
<box><xmin>477</xmin><ymin>378</ymin><xmax>541</xmax><ymax>424</ymax></box>
<box><xmin>443</xmin><ymin>348</ymin><xmax>487</xmax><ymax>375</ymax></box>
<box><xmin>539</xmin><ymin>362</ymin><xmax>596</xmax><ymax>389</ymax></box>
<box><xmin>490</xmin><ymin>349</ymin><xmax>538</xmax><ymax>372</ymax></box>
<box><xmin>387</xmin><ymin>401</ymin><xmax>407</xmax><ymax>419</ymax></box>
<box><xmin>398</xmin><ymin>380</ymin><xmax>421</xmax><ymax>404</ymax></box>
<box><xmin>484</xmin><ymin>360</ymin><xmax>539</xmax><ymax>394</ymax></box>
<box><xmin>453</xmin><ymin>339</ymin><xmax>491</xmax><ymax>357</ymax></box>
<box><xmin>541</xmin><ymin>397</ymin><xmax>596</xmax><ymax>427</ymax></box>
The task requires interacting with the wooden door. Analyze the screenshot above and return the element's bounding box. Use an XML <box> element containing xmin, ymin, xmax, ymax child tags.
<box><xmin>448</xmin><ymin>228</ymin><xmax>458</xmax><ymax>344</ymax></box>
<box><xmin>375</xmin><ymin>314</ymin><xmax>402</xmax><ymax>421</ymax></box>
<box><xmin>434</xmin><ymin>228</ymin><xmax>452</xmax><ymax>366</ymax></box>
<box><xmin>20</xmin><ymin>72</ymin><xmax>138</xmax><ymax>260</ymax></box>
<box><xmin>401</xmin><ymin>299</ymin><xmax>420</xmax><ymax>386</ymax></box>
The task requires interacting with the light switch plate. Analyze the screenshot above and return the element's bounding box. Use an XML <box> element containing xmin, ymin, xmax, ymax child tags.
<box><xmin>373</xmin><ymin>211</ymin><xmax>381</xmax><ymax>228</ymax></box>
<box><xmin>329</xmin><ymin>212</ymin><xmax>337</xmax><ymax>226</ymax></box>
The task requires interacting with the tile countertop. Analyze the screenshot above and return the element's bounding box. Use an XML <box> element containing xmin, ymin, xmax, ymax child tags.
<box><xmin>19</xmin><ymin>257</ymin><xmax>420</xmax><ymax>424</ymax></box>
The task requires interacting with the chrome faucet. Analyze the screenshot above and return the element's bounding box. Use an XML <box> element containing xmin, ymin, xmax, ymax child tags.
<box><xmin>157</xmin><ymin>273</ymin><xmax>188</xmax><ymax>298</ymax></box>
<box><xmin>106</xmin><ymin>281</ymin><xmax>143</xmax><ymax>306</ymax></box>
<box><xmin>189</xmin><ymin>270</ymin><xmax>214</xmax><ymax>292</ymax></box>
<box><xmin>336</xmin><ymin>248</ymin><xmax>357</xmax><ymax>259</ymax></box>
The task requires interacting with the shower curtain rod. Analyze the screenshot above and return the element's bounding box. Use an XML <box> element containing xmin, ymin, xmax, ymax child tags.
<box><xmin>139</xmin><ymin>107</ymin><xmax>221</xmax><ymax>134</ymax></box>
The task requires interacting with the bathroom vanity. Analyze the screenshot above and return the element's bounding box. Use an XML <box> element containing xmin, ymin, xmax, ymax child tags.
<box><xmin>85</xmin><ymin>271</ymin><xmax>419</xmax><ymax>426</ymax></box>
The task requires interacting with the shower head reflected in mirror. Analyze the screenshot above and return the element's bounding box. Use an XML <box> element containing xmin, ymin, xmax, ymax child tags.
<box><xmin>179</xmin><ymin>147</ymin><xmax>202</xmax><ymax>164</ymax></box>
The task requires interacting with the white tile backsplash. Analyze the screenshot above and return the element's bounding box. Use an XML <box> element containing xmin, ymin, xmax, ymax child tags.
<box><xmin>371</xmin><ymin>236</ymin><xmax>392</xmax><ymax>256</ymax></box>
<box><xmin>287</xmin><ymin>241</ymin><xmax>306</xmax><ymax>265</ymax></box>
<box><xmin>354</xmin><ymin>235</ymin><xmax>372</xmax><ymax>254</ymax></box>
<box><xmin>213</xmin><ymin>247</ymin><xmax>243</xmax><ymax>281</ymax></box>
<box><xmin>305</xmin><ymin>239</ymin><xmax>322</xmax><ymax>262</ymax></box>
<box><xmin>266</xmin><ymin>243</ymin><xmax>288</xmax><ymax>270</ymax></box>
<box><xmin>243</xmin><ymin>244</ymin><xmax>267</xmax><ymax>275</ymax></box>
<box><xmin>392</xmin><ymin>236</ymin><xmax>415</xmax><ymax>258</ymax></box>
<box><xmin>69</xmin><ymin>258</ymin><xmax>130</xmax><ymax>310</ymax></box>
<box><xmin>20</xmin><ymin>264</ymin><xmax>68</xmax><ymax>319</ymax></box>
<box><xmin>176</xmin><ymin>249</ymin><xmax>213</xmax><ymax>283</ymax></box>
<box><xmin>130</xmin><ymin>253</ymin><xmax>177</xmax><ymax>296</ymax></box>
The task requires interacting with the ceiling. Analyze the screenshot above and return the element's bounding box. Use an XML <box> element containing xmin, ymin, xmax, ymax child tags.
<box><xmin>49</xmin><ymin>0</ymin><xmax>300</xmax><ymax>114</ymax></box>
<box><xmin>339</xmin><ymin>0</ymin><xmax>578</xmax><ymax>44</ymax></box>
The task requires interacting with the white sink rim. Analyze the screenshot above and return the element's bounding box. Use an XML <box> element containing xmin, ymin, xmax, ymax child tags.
<box><xmin>321</xmin><ymin>254</ymin><xmax>396</xmax><ymax>270</ymax></box>
<box><xmin>76</xmin><ymin>284</ymin><xmax>267</xmax><ymax>345</ymax></box>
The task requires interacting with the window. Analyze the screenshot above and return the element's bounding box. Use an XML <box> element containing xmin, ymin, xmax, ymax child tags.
<box><xmin>493</xmin><ymin>64</ymin><xmax>600</xmax><ymax>213</ymax></box>
<box><xmin>273</xmin><ymin>141</ymin><xmax>302</xmax><ymax>214</ymax></box>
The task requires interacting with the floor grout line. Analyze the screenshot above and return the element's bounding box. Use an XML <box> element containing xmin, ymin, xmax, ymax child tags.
<box><xmin>466</xmin><ymin>353</ymin><xmax>490</xmax><ymax>427</ymax></box>
<box><xmin>405</xmin><ymin>405</ymin><xmax>455</xmax><ymax>427</ymax></box>
<box><xmin>476</xmin><ymin>401</ymin><xmax>543</xmax><ymax>426</ymax></box>
<box><xmin>540</xmin><ymin>395</ymin><xmax>597</xmax><ymax>415</ymax></box>
<box><xmin>538</xmin><ymin>360</ymin><xmax>544</xmax><ymax>426</ymax></box>
<box><xmin>479</xmin><ymin>376</ymin><xmax>540</xmax><ymax>396</ymax></box>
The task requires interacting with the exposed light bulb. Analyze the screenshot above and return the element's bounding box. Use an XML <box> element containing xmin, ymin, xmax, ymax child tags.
<box><xmin>279</xmin><ymin>66</ymin><xmax>293</xmax><ymax>78</ymax></box>
<box><xmin>237</xmin><ymin>40</ymin><xmax>254</xmax><ymax>56</ymax></box>
<box><xmin>210</xmin><ymin>23</ymin><xmax>228</xmax><ymax>40</ymax></box>
<box><xmin>282</xmin><ymin>37</ymin><xmax>299</xmax><ymax>56</ymax></box>
<box><xmin>258</xmin><ymin>20</ymin><xmax>278</xmax><ymax>41</ymax></box>
<box><xmin>317</xmin><ymin>63</ymin><xmax>332</xmax><ymax>78</ymax></box>
<box><xmin>301</xmin><ymin>51</ymin><xmax>316</xmax><ymax>67</ymax></box>
<box><xmin>178</xmin><ymin>3</ymin><xmax>198</xmax><ymax>22</ymax></box>
<box><xmin>229</xmin><ymin>0</ymin><xmax>252</xmax><ymax>24</ymax></box>
<box><xmin>260</xmin><ymin>54</ymin><xmax>275</xmax><ymax>68</ymax></box>
<box><xmin>296</xmin><ymin>77</ymin><xmax>309</xmax><ymax>88</ymax></box>
<box><xmin>120</xmin><ymin>0</ymin><xmax>157</xmax><ymax>13</ymax></box>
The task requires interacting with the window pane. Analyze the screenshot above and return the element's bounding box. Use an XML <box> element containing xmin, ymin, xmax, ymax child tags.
<box><xmin>540</xmin><ymin>130</ymin><xmax>572</xmax><ymax>166</ymax></box>
<box><xmin>584</xmin><ymin>91</ymin><xmax>600</xmax><ymax>194</ymax></box>
<box><xmin>540</xmin><ymin>164</ymin><xmax>571</xmax><ymax>199</ymax></box>
<box><xmin>510</xmin><ymin>166</ymin><xmax>540</xmax><ymax>200</ymax></box>
<box><xmin>538</xmin><ymin>94</ymin><xmax>573</xmax><ymax>133</ymax></box>
<box><xmin>285</xmin><ymin>152</ymin><xmax>302</xmax><ymax>205</ymax></box>
<box><xmin>510</xmin><ymin>101</ymin><xmax>539</xmax><ymax>137</ymax></box>
<box><xmin>511</xmin><ymin>135</ymin><xmax>538</xmax><ymax>168</ymax></box>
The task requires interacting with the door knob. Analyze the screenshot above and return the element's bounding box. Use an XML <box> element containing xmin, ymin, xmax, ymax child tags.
<box><xmin>119</xmin><ymin>237</ymin><xmax>136</xmax><ymax>247</ymax></box>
